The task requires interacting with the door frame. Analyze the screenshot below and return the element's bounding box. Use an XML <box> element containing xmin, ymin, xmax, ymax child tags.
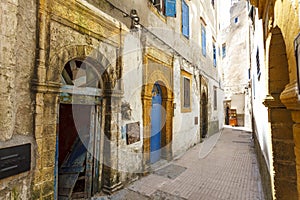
<box><xmin>55</xmin><ymin>57</ymin><xmax>104</xmax><ymax>198</ymax></box>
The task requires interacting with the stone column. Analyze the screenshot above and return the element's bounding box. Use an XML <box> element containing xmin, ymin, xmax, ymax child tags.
<box><xmin>142</xmin><ymin>95</ymin><xmax>152</xmax><ymax>174</ymax></box>
<box><xmin>162</xmin><ymin>98</ymin><xmax>173</xmax><ymax>161</ymax></box>
<box><xmin>31</xmin><ymin>82</ymin><xmax>60</xmax><ymax>200</ymax></box>
<box><xmin>264</xmin><ymin>91</ymin><xmax>298</xmax><ymax>199</ymax></box>
<box><xmin>281</xmin><ymin>82</ymin><xmax>300</xmax><ymax>199</ymax></box>
<box><xmin>102</xmin><ymin>90</ymin><xmax>123</xmax><ymax>194</ymax></box>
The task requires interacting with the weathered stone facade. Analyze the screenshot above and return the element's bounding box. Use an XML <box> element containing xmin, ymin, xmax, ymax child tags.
<box><xmin>0</xmin><ymin>0</ymin><xmax>224</xmax><ymax>199</ymax></box>
<box><xmin>250</xmin><ymin>0</ymin><xmax>300</xmax><ymax>199</ymax></box>
<box><xmin>0</xmin><ymin>0</ymin><xmax>36</xmax><ymax>198</ymax></box>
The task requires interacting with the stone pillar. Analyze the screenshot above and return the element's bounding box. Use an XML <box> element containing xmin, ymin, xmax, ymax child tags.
<box><xmin>31</xmin><ymin>82</ymin><xmax>60</xmax><ymax>200</ymax></box>
<box><xmin>264</xmin><ymin>91</ymin><xmax>298</xmax><ymax>199</ymax></box>
<box><xmin>142</xmin><ymin>95</ymin><xmax>152</xmax><ymax>173</ymax></box>
<box><xmin>102</xmin><ymin>90</ymin><xmax>123</xmax><ymax>194</ymax></box>
<box><xmin>164</xmin><ymin>99</ymin><xmax>173</xmax><ymax>161</ymax></box>
<box><xmin>281</xmin><ymin>82</ymin><xmax>300</xmax><ymax>199</ymax></box>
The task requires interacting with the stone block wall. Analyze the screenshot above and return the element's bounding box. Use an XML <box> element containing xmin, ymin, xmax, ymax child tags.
<box><xmin>0</xmin><ymin>0</ymin><xmax>36</xmax><ymax>199</ymax></box>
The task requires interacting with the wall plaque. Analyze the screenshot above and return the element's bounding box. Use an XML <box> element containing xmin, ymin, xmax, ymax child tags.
<box><xmin>126</xmin><ymin>122</ymin><xmax>140</xmax><ymax>145</ymax></box>
<box><xmin>0</xmin><ymin>143</ymin><xmax>31</xmax><ymax>179</ymax></box>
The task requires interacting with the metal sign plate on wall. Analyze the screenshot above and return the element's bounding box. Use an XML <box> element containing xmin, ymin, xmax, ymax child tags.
<box><xmin>0</xmin><ymin>143</ymin><xmax>31</xmax><ymax>179</ymax></box>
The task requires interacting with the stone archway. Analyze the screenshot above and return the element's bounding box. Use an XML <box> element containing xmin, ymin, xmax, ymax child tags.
<box><xmin>142</xmin><ymin>51</ymin><xmax>173</xmax><ymax>171</ymax></box>
<box><xmin>57</xmin><ymin>58</ymin><xmax>104</xmax><ymax>199</ymax></box>
<box><xmin>32</xmin><ymin>44</ymin><xmax>123</xmax><ymax>197</ymax></box>
<box><xmin>200</xmin><ymin>76</ymin><xmax>208</xmax><ymax>139</ymax></box>
<box><xmin>264</xmin><ymin>27</ymin><xmax>298</xmax><ymax>199</ymax></box>
<box><xmin>201</xmin><ymin>92</ymin><xmax>208</xmax><ymax>138</ymax></box>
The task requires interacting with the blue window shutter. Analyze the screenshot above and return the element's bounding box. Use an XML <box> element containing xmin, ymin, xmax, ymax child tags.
<box><xmin>182</xmin><ymin>1</ymin><xmax>189</xmax><ymax>38</ymax></box>
<box><xmin>165</xmin><ymin>0</ymin><xmax>176</xmax><ymax>17</ymax></box>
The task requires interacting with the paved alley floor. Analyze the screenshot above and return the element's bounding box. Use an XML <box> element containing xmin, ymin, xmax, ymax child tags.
<box><xmin>93</xmin><ymin>127</ymin><xmax>264</xmax><ymax>200</ymax></box>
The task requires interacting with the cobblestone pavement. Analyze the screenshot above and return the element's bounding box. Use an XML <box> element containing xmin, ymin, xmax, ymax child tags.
<box><xmin>93</xmin><ymin>127</ymin><xmax>264</xmax><ymax>200</ymax></box>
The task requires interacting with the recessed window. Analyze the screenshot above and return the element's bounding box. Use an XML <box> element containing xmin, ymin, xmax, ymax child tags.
<box><xmin>213</xmin><ymin>86</ymin><xmax>217</xmax><ymax>110</ymax></box>
<box><xmin>211</xmin><ymin>0</ymin><xmax>215</xmax><ymax>8</ymax></box>
<box><xmin>213</xmin><ymin>43</ymin><xmax>216</xmax><ymax>67</ymax></box>
<box><xmin>256</xmin><ymin>48</ymin><xmax>261</xmax><ymax>80</ymax></box>
<box><xmin>181</xmin><ymin>70</ymin><xmax>192</xmax><ymax>112</ymax></box>
<box><xmin>182</xmin><ymin>0</ymin><xmax>189</xmax><ymax>38</ymax></box>
<box><xmin>234</xmin><ymin>17</ymin><xmax>238</xmax><ymax>23</ymax></box>
<box><xmin>183</xmin><ymin>77</ymin><xmax>190</xmax><ymax>107</ymax></box>
<box><xmin>201</xmin><ymin>25</ymin><xmax>206</xmax><ymax>56</ymax></box>
<box><xmin>149</xmin><ymin>0</ymin><xmax>176</xmax><ymax>17</ymax></box>
<box><xmin>222</xmin><ymin>43</ymin><xmax>226</xmax><ymax>58</ymax></box>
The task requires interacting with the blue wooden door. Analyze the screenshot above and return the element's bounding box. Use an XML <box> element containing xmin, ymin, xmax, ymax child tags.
<box><xmin>150</xmin><ymin>83</ymin><xmax>162</xmax><ymax>164</ymax></box>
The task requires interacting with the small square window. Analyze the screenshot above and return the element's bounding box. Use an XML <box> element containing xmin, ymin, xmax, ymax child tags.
<box><xmin>181</xmin><ymin>70</ymin><xmax>192</xmax><ymax>112</ymax></box>
<box><xmin>183</xmin><ymin>77</ymin><xmax>190</xmax><ymax>108</ymax></box>
<box><xmin>222</xmin><ymin>43</ymin><xmax>226</xmax><ymax>58</ymax></box>
<box><xmin>256</xmin><ymin>48</ymin><xmax>261</xmax><ymax>80</ymax></box>
<box><xmin>213</xmin><ymin>43</ymin><xmax>216</xmax><ymax>67</ymax></box>
<box><xmin>213</xmin><ymin>86</ymin><xmax>217</xmax><ymax>110</ymax></box>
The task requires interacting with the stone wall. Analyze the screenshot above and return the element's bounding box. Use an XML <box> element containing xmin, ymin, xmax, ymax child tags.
<box><xmin>0</xmin><ymin>0</ymin><xmax>36</xmax><ymax>198</ymax></box>
<box><xmin>253</xmin><ymin>131</ymin><xmax>273</xmax><ymax>200</ymax></box>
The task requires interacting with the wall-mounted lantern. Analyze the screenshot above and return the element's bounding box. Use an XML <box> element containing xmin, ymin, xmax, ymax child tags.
<box><xmin>130</xmin><ymin>9</ymin><xmax>140</xmax><ymax>30</ymax></box>
<box><xmin>294</xmin><ymin>33</ymin><xmax>300</xmax><ymax>93</ymax></box>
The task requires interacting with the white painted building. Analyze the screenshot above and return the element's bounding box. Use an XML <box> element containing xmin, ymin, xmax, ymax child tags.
<box><xmin>249</xmin><ymin>5</ymin><xmax>274</xmax><ymax>198</ymax></box>
<box><xmin>220</xmin><ymin>0</ymin><xmax>252</xmax><ymax>129</ymax></box>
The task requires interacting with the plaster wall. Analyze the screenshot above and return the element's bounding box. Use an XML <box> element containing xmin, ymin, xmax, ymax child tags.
<box><xmin>172</xmin><ymin>57</ymin><xmax>200</xmax><ymax>157</ymax></box>
<box><xmin>251</xmin><ymin>11</ymin><xmax>272</xmax><ymax>176</ymax></box>
<box><xmin>249</xmin><ymin>4</ymin><xmax>281</xmax><ymax>199</ymax></box>
<box><xmin>207</xmin><ymin>78</ymin><xmax>222</xmax><ymax>135</ymax></box>
<box><xmin>118</xmin><ymin>31</ymin><xmax>144</xmax><ymax>179</ymax></box>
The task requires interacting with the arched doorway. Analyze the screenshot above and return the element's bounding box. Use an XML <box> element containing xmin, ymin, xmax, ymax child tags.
<box><xmin>56</xmin><ymin>59</ymin><xmax>103</xmax><ymax>199</ymax></box>
<box><xmin>265</xmin><ymin>26</ymin><xmax>297</xmax><ymax>198</ymax></box>
<box><xmin>225</xmin><ymin>106</ymin><xmax>230</xmax><ymax>125</ymax></box>
<box><xmin>150</xmin><ymin>83</ymin><xmax>162</xmax><ymax>164</ymax></box>
<box><xmin>201</xmin><ymin>92</ymin><xmax>208</xmax><ymax>138</ymax></box>
<box><xmin>142</xmin><ymin>53</ymin><xmax>174</xmax><ymax>170</ymax></box>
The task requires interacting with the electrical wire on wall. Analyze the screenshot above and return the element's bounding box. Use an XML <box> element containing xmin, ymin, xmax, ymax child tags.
<box><xmin>103</xmin><ymin>0</ymin><xmax>220</xmax><ymax>84</ymax></box>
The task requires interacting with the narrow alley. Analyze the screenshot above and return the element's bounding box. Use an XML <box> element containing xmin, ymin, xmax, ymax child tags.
<box><xmin>2</xmin><ymin>0</ymin><xmax>300</xmax><ymax>199</ymax></box>
<box><xmin>94</xmin><ymin>127</ymin><xmax>263</xmax><ymax>200</ymax></box>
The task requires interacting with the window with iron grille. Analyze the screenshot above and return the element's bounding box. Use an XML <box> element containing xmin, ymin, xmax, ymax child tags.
<box><xmin>213</xmin><ymin>43</ymin><xmax>216</xmax><ymax>67</ymax></box>
<box><xmin>256</xmin><ymin>48</ymin><xmax>261</xmax><ymax>80</ymax></box>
